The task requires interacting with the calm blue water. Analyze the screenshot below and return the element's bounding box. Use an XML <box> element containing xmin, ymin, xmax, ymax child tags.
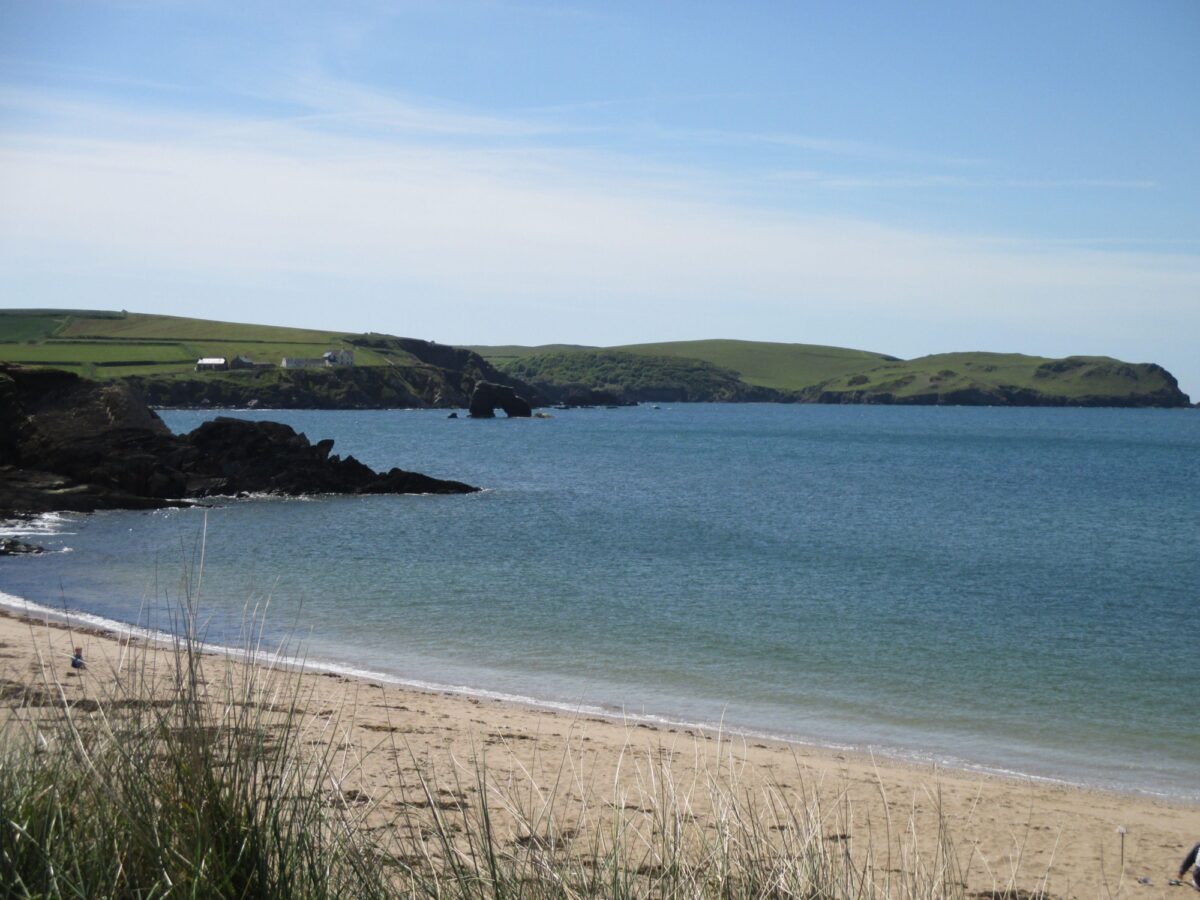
<box><xmin>2</xmin><ymin>405</ymin><xmax>1197</xmax><ymax>797</ymax></box>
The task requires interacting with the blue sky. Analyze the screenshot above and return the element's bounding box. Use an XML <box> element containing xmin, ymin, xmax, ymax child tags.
<box><xmin>2</xmin><ymin>0</ymin><xmax>1198</xmax><ymax>393</ymax></box>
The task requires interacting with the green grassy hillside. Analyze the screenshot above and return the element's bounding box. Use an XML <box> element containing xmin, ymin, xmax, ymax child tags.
<box><xmin>0</xmin><ymin>310</ymin><xmax>402</xmax><ymax>376</ymax></box>
<box><xmin>502</xmin><ymin>351</ymin><xmax>783</xmax><ymax>403</ymax></box>
<box><xmin>608</xmin><ymin>339</ymin><xmax>897</xmax><ymax>391</ymax></box>
<box><xmin>471</xmin><ymin>341</ymin><xmax>1190</xmax><ymax>407</ymax></box>
<box><xmin>807</xmin><ymin>352</ymin><xmax>1189</xmax><ymax>406</ymax></box>
<box><xmin>460</xmin><ymin>343</ymin><xmax>595</xmax><ymax>364</ymax></box>
<box><xmin>470</xmin><ymin>339</ymin><xmax>894</xmax><ymax>392</ymax></box>
<box><xmin>1</xmin><ymin>311</ymin><xmax>1188</xmax><ymax>407</ymax></box>
<box><xmin>0</xmin><ymin>310</ymin><xmax>527</xmax><ymax>409</ymax></box>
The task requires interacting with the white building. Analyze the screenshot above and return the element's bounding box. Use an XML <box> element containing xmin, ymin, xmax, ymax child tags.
<box><xmin>281</xmin><ymin>349</ymin><xmax>355</xmax><ymax>369</ymax></box>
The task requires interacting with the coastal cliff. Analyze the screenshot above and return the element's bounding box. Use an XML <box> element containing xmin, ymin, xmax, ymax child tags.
<box><xmin>0</xmin><ymin>312</ymin><xmax>1190</xmax><ymax>409</ymax></box>
<box><xmin>481</xmin><ymin>343</ymin><xmax>1192</xmax><ymax>408</ymax></box>
<box><xmin>122</xmin><ymin>338</ymin><xmax>546</xmax><ymax>410</ymax></box>
<box><xmin>0</xmin><ymin>365</ymin><xmax>477</xmax><ymax>518</ymax></box>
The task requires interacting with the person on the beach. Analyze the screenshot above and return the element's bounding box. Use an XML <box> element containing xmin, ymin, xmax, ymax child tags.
<box><xmin>1180</xmin><ymin>842</ymin><xmax>1200</xmax><ymax>889</ymax></box>
<box><xmin>71</xmin><ymin>647</ymin><xmax>85</xmax><ymax>670</ymax></box>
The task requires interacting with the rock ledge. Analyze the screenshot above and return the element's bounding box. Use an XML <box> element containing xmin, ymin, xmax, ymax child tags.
<box><xmin>0</xmin><ymin>365</ymin><xmax>478</xmax><ymax>518</ymax></box>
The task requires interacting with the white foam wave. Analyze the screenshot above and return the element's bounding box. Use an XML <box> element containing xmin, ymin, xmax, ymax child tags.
<box><xmin>0</xmin><ymin>511</ymin><xmax>78</xmax><ymax>538</ymax></box>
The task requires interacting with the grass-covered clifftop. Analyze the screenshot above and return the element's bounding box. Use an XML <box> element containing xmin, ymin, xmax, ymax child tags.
<box><xmin>472</xmin><ymin>340</ymin><xmax>1191</xmax><ymax>407</ymax></box>
<box><xmin>609</xmin><ymin>339</ymin><xmax>899</xmax><ymax>392</ymax></box>
<box><xmin>0</xmin><ymin>310</ymin><xmax>536</xmax><ymax>409</ymax></box>
<box><xmin>1</xmin><ymin>311</ymin><xmax>1188</xmax><ymax>408</ymax></box>
<box><xmin>803</xmin><ymin>352</ymin><xmax>1190</xmax><ymax>407</ymax></box>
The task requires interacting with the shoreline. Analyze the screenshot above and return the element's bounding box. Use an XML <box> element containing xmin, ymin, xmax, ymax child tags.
<box><xmin>2</xmin><ymin>597</ymin><xmax>1199</xmax><ymax>896</ymax></box>
<box><xmin>0</xmin><ymin>586</ymin><xmax>1193</xmax><ymax>811</ymax></box>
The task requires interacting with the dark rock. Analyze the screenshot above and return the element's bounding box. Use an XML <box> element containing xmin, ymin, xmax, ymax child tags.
<box><xmin>468</xmin><ymin>382</ymin><xmax>533</xmax><ymax>418</ymax></box>
<box><xmin>0</xmin><ymin>537</ymin><xmax>46</xmax><ymax>555</ymax></box>
<box><xmin>447</xmin><ymin>412</ymin><xmax>458</xmax><ymax>419</ymax></box>
<box><xmin>0</xmin><ymin>364</ymin><xmax>479</xmax><ymax>517</ymax></box>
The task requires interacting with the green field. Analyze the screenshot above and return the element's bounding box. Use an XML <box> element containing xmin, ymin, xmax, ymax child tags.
<box><xmin>56</xmin><ymin>311</ymin><xmax>345</xmax><ymax>344</ymax></box>
<box><xmin>470</xmin><ymin>340</ymin><xmax>1189</xmax><ymax>406</ymax></box>
<box><xmin>0</xmin><ymin>310</ymin><xmax>401</xmax><ymax>376</ymax></box>
<box><xmin>812</xmin><ymin>352</ymin><xmax>1183</xmax><ymax>403</ymax></box>
<box><xmin>467</xmin><ymin>339</ymin><xmax>895</xmax><ymax>392</ymax></box>
<box><xmin>501</xmin><ymin>350</ymin><xmax>779</xmax><ymax>402</ymax></box>
<box><xmin>0</xmin><ymin>310</ymin><xmax>1187</xmax><ymax>407</ymax></box>
<box><xmin>459</xmin><ymin>344</ymin><xmax>596</xmax><ymax>364</ymax></box>
<box><xmin>608</xmin><ymin>339</ymin><xmax>896</xmax><ymax>391</ymax></box>
<box><xmin>0</xmin><ymin>313</ymin><xmax>71</xmax><ymax>342</ymax></box>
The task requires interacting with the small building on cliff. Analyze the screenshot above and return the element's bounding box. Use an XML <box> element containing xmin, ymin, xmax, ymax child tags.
<box><xmin>229</xmin><ymin>355</ymin><xmax>273</xmax><ymax>370</ymax></box>
<box><xmin>281</xmin><ymin>349</ymin><xmax>354</xmax><ymax>369</ymax></box>
<box><xmin>195</xmin><ymin>357</ymin><xmax>228</xmax><ymax>371</ymax></box>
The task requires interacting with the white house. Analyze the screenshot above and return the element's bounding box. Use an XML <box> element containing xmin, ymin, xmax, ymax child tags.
<box><xmin>280</xmin><ymin>356</ymin><xmax>323</xmax><ymax>369</ymax></box>
<box><xmin>195</xmin><ymin>357</ymin><xmax>228</xmax><ymax>371</ymax></box>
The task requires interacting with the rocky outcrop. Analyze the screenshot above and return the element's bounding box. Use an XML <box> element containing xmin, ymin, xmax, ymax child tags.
<box><xmin>468</xmin><ymin>382</ymin><xmax>533</xmax><ymax>418</ymax></box>
<box><xmin>0</xmin><ymin>365</ymin><xmax>478</xmax><ymax>518</ymax></box>
<box><xmin>0</xmin><ymin>537</ymin><xmax>45</xmax><ymax>555</ymax></box>
<box><xmin>183</xmin><ymin>417</ymin><xmax>473</xmax><ymax>496</ymax></box>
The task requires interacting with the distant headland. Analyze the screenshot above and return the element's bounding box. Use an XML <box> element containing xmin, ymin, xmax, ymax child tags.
<box><xmin>0</xmin><ymin>309</ymin><xmax>1190</xmax><ymax>409</ymax></box>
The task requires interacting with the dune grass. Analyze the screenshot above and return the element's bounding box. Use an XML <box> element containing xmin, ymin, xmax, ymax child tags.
<box><xmin>0</xmin><ymin>615</ymin><xmax>392</xmax><ymax>898</ymax></box>
<box><xmin>0</xmin><ymin>594</ymin><xmax>1057</xmax><ymax>898</ymax></box>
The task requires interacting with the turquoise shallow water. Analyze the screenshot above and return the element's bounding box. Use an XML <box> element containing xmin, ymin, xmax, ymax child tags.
<box><xmin>2</xmin><ymin>405</ymin><xmax>1197</xmax><ymax>797</ymax></box>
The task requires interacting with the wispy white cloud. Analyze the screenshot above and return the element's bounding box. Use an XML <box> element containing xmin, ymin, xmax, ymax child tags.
<box><xmin>647</xmin><ymin>125</ymin><xmax>990</xmax><ymax>168</ymax></box>
<box><xmin>268</xmin><ymin>78</ymin><xmax>562</xmax><ymax>138</ymax></box>
<box><xmin>1</xmin><ymin>86</ymin><xmax>1197</xmax><ymax>392</ymax></box>
<box><xmin>767</xmin><ymin>170</ymin><xmax>1159</xmax><ymax>190</ymax></box>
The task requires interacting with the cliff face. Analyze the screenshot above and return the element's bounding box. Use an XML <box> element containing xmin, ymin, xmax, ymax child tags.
<box><xmin>0</xmin><ymin>365</ymin><xmax>477</xmax><ymax>518</ymax></box>
<box><xmin>118</xmin><ymin>338</ymin><xmax>546</xmax><ymax>411</ymax></box>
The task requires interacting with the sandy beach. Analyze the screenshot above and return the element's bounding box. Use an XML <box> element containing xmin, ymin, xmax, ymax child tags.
<box><xmin>1</xmin><ymin>602</ymin><xmax>1196</xmax><ymax>899</ymax></box>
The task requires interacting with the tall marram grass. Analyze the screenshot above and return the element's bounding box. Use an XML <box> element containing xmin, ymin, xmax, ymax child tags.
<box><xmin>0</xmin><ymin>610</ymin><xmax>1048</xmax><ymax>899</ymax></box>
<box><xmin>378</xmin><ymin>739</ymin><xmax>986</xmax><ymax>900</ymax></box>
<box><xmin>0</xmin><ymin>612</ymin><xmax>393</xmax><ymax>899</ymax></box>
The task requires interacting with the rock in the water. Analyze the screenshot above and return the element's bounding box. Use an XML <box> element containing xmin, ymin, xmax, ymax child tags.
<box><xmin>0</xmin><ymin>364</ymin><xmax>479</xmax><ymax>517</ymax></box>
<box><xmin>468</xmin><ymin>381</ymin><xmax>533</xmax><ymax>418</ymax></box>
<box><xmin>0</xmin><ymin>537</ymin><xmax>45</xmax><ymax>555</ymax></box>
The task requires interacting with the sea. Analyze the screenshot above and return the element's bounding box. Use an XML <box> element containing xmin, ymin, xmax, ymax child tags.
<box><xmin>2</xmin><ymin>404</ymin><xmax>1197</xmax><ymax>799</ymax></box>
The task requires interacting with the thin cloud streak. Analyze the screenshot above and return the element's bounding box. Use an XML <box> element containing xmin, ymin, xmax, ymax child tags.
<box><xmin>2</xmin><ymin>129</ymin><xmax>1194</xmax><ymax>307</ymax></box>
<box><xmin>1</xmin><ymin>89</ymin><xmax>1197</xmax><ymax>392</ymax></box>
<box><xmin>271</xmin><ymin>78</ymin><xmax>564</xmax><ymax>138</ymax></box>
<box><xmin>767</xmin><ymin>170</ymin><xmax>1159</xmax><ymax>191</ymax></box>
<box><xmin>649</xmin><ymin>125</ymin><xmax>990</xmax><ymax>168</ymax></box>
